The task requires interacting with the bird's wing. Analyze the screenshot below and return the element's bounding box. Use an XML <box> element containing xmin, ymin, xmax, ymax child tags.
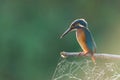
<box><xmin>85</xmin><ymin>28</ymin><xmax>96</xmax><ymax>53</ymax></box>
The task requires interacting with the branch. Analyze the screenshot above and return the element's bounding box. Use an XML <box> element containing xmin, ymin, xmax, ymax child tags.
<box><xmin>60</xmin><ymin>51</ymin><xmax>120</xmax><ymax>60</ymax></box>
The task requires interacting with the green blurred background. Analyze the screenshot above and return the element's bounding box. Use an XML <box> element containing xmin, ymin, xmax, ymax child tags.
<box><xmin>0</xmin><ymin>0</ymin><xmax>120</xmax><ymax>80</ymax></box>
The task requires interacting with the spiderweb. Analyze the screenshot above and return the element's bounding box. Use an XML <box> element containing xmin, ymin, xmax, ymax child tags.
<box><xmin>51</xmin><ymin>56</ymin><xmax>120</xmax><ymax>80</ymax></box>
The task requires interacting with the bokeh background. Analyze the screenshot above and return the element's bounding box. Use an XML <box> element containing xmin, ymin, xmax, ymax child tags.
<box><xmin>0</xmin><ymin>0</ymin><xmax>120</xmax><ymax>80</ymax></box>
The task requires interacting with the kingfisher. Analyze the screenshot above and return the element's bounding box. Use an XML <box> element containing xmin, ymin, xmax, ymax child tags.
<box><xmin>60</xmin><ymin>18</ymin><xmax>96</xmax><ymax>64</ymax></box>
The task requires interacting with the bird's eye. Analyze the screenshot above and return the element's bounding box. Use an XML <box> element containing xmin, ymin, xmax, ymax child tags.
<box><xmin>72</xmin><ymin>24</ymin><xmax>75</xmax><ymax>27</ymax></box>
<box><xmin>71</xmin><ymin>26</ymin><xmax>74</xmax><ymax>29</ymax></box>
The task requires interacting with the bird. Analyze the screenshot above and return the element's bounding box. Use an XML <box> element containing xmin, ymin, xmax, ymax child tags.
<box><xmin>60</xmin><ymin>18</ymin><xmax>96</xmax><ymax>64</ymax></box>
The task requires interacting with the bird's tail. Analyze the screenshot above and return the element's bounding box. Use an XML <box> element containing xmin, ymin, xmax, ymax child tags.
<box><xmin>91</xmin><ymin>55</ymin><xmax>96</xmax><ymax>65</ymax></box>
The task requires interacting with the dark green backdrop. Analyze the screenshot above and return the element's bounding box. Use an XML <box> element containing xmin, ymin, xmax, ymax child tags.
<box><xmin>0</xmin><ymin>0</ymin><xmax>120</xmax><ymax>80</ymax></box>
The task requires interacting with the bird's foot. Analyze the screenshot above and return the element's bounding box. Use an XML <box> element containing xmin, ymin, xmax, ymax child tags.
<box><xmin>79</xmin><ymin>52</ymin><xmax>92</xmax><ymax>57</ymax></box>
<box><xmin>91</xmin><ymin>56</ymin><xmax>96</xmax><ymax>65</ymax></box>
<box><xmin>78</xmin><ymin>52</ymin><xmax>87</xmax><ymax>56</ymax></box>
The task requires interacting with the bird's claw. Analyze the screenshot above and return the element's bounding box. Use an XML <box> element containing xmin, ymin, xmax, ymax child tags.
<box><xmin>78</xmin><ymin>52</ymin><xmax>85</xmax><ymax>56</ymax></box>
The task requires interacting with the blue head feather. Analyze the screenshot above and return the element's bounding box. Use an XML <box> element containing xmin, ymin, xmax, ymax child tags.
<box><xmin>70</xmin><ymin>19</ymin><xmax>88</xmax><ymax>29</ymax></box>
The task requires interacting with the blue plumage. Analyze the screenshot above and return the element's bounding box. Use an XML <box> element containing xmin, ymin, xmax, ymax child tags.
<box><xmin>84</xmin><ymin>28</ymin><xmax>96</xmax><ymax>52</ymax></box>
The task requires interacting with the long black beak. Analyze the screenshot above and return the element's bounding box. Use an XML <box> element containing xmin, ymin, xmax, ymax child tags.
<box><xmin>60</xmin><ymin>28</ymin><xmax>72</xmax><ymax>39</ymax></box>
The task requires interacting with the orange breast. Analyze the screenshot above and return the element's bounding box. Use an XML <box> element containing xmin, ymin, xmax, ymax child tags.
<box><xmin>76</xmin><ymin>29</ymin><xmax>90</xmax><ymax>53</ymax></box>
